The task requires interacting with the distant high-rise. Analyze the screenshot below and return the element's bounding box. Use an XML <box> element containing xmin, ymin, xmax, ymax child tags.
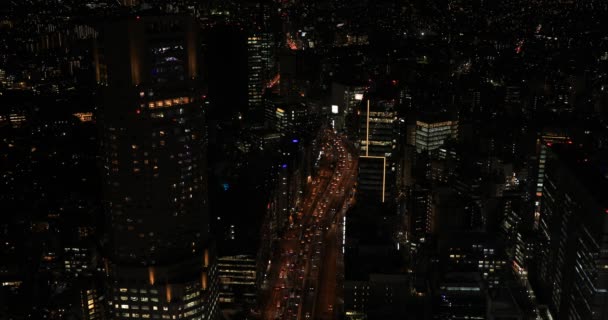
<box><xmin>414</xmin><ymin>113</ymin><xmax>458</xmax><ymax>154</ymax></box>
<box><xmin>330</xmin><ymin>82</ymin><xmax>366</xmax><ymax>131</ymax></box>
<box><xmin>97</xmin><ymin>15</ymin><xmax>218</xmax><ymax>320</ymax></box>
<box><xmin>532</xmin><ymin>130</ymin><xmax>570</xmax><ymax>229</ymax></box>
<box><xmin>408</xmin><ymin>184</ymin><xmax>433</xmax><ymax>242</ymax></box>
<box><xmin>330</xmin><ymin>82</ymin><xmax>366</xmax><ymax>117</ymax></box>
<box><xmin>247</xmin><ymin>35</ymin><xmax>264</xmax><ymax>111</ymax></box>
<box><xmin>264</xmin><ymin>97</ymin><xmax>312</xmax><ymax>138</ymax></box>
<box><xmin>247</xmin><ymin>32</ymin><xmax>274</xmax><ymax>112</ymax></box>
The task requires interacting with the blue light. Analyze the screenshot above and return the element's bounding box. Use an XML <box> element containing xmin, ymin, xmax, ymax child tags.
<box><xmin>282</xmin><ymin>164</ymin><xmax>288</xmax><ymax>168</ymax></box>
<box><xmin>292</xmin><ymin>139</ymin><xmax>299</xmax><ymax>143</ymax></box>
<box><xmin>222</xmin><ymin>183</ymin><xmax>229</xmax><ymax>191</ymax></box>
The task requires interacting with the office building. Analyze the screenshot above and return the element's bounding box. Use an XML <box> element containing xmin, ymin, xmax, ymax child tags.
<box><xmin>532</xmin><ymin>130</ymin><xmax>570</xmax><ymax>229</ymax></box>
<box><xmin>247</xmin><ymin>34</ymin><xmax>264</xmax><ymax>111</ymax></box>
<box><xmin>344</xmin><ymin>205</ymin><xmax>409</xmax><ymax>319</ymax></box>
<box><xmin>535</xmin><ymin>145</ymin><xmax>608</xmax><ymax>319</ymax></box>
<box><xmin>407</xmin><ymin>184</ymin><xmax>433</xmax><ymax>243</ymax></box>
<box><xmin>97</xmin><ymin>15</ymin><xmax>218</xmax><ymax>320</ymax></box>
<box><xmin>258</xmin><ymin>32</ymin><xmax>275</xmax><ymax>85</ymax></box>
<box><xmin>414</xmin><ymin>113</ymin><xmax>458</xmax><ymax>153</ymax></box>
<box><xmin>440</xmin><ymin>232</ymin><xmax>508</xmax><ymax>289</ymax></box>
<box><xmin>357</xmin><ymin>99</ymin><xmax>398</xmax><ymax>203</ymax></box>
<box><xmin>331</xmin><ymin>83</ymin><xmax>366</xmax><ymax>116</ymax></box>
<box><xmin>78</xmin><ymin>281</ymin><xmax>106</xmax><ymax>320</ymax></box>
<box><xmin>331</xmin><ymin>82</ymin><xmax>366</xmax><ymax>130</ymax></box>
<box><xmin>264</xmin><ymin>97</ymin><xmax>317</xmax><ymax>139</ymax></box>
<box><xmin>63</xmin><ymin>246</ymin><xmax>93</xmax><ymax>278</ymax></box>
<box><xmin>246</xmin><ymin>0</ymin><xmax>275</xmax><ymax>113</ymax></box>
<box><xmin>242</xmin><ymin>0</ymin><xmax>275</xmax><ymax>75</ymax></box>
<box><xmin>217</xmin><ymin>255</ymin><xmax>257</xmax><ymax>306</ymax></box>
<box><xmin>435</xmin><ymin>272</ymin><xmax>486</xmax><ymax>319</ymax></box>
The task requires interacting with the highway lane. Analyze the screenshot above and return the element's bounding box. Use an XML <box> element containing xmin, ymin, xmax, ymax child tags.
<box><xmin>261</xmin><ymin>129</ymin><xmax>357</xmax><ymax>320</ymax></box>
<box><xmin>261</xmin><ymin>172</ymin><xmax>331</xmax><ymax>320</ymax></box>
<box><xmin>261</xmin><ymin>131</ymin><xmax>338</xmax><ymax>320</ymax></box>
<box><xmin>310</xmin><ymin>137</ymin><xmax>357</xmax><ymax>320</ymax></box>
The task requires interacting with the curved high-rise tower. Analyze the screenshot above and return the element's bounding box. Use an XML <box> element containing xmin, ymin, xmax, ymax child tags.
<box><xmin>96</xmin><ymin>14</ymin><xmax>218</xmax><ymax>320</ymax></box>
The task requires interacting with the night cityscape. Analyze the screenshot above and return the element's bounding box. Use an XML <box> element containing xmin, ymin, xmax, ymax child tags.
<box><xmin>1</xmin><ymin>0</ymin><xmax>608</xmax><ymax>319</ymax></box>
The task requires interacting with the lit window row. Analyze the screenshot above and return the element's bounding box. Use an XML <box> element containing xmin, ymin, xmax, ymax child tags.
<box><xmin>147</xmin><ymin>97</ymin><xmax>191</xmax><ymax>109</ymax></box>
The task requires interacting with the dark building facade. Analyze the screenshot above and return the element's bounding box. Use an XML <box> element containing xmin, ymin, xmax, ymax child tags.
<box><xmin>97</xmin><ymin>15</ymin><xmax>219</xmax><ymax>320</ymax></box>
<box><xmin>357</xmin><ymin>99</ymin><xmax>398</xmax><ymax>204</ymax></box>
<box><xmin>535</xmin><ymin>146</ymin><xmax>608</xmax><ymax>319</ymax></box>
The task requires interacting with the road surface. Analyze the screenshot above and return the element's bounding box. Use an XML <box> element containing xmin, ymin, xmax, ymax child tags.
<box><xmin>261</xmin><ymin>129</ymin><xmax>357</xmax><ymax>320</ymax></box>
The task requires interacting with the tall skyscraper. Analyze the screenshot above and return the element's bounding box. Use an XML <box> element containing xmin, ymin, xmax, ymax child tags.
<box><xmin>408</xmin><ymin>184</ymin><xmax>433</xmax><ymax>242</ymax></box>
<box><xmin>97</xmin><ymin>15</ymin><xmax>218</xmax><ymax>320</ymax></box>
<box><xmin>357</xmin><ymin>99</ymin><xmax>398</xmax><ymax>203</ymax></box>
<box><xmin>532</xmin><ymin>130</ymin><xmax>570</xmax><ymax>229</ymax></box>
<box><xmin>535</xmin><ymin>145</ymin><xmax>608</xmax><ymax>319</ymax></box>
<box><xmin>244</xmin><ymin>0</ymin><xmax>276</xmax><ymax>114</ymax></box>
<box><xmin>247</xmin><ymin>34</ymin><xmax>264</xmax><ymax>111</ymax></box>
<box><xmin>247</xmin><ymin>32</ymin><xmax>274</xmax><ymax>112</ymax></box>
